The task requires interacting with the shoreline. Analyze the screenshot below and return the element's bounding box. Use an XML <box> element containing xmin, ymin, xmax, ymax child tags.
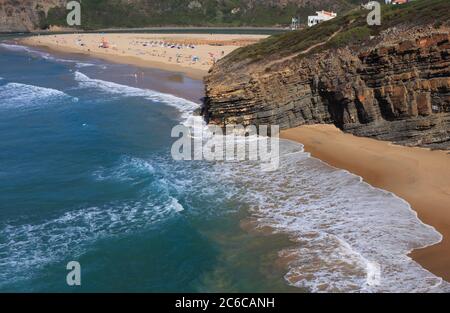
<box><xmin>19</xmin><ymin>33</ymin><xmax>268</xmax><ymax>80</ymax></box>
<box><xmin>281</xmin><ymin>124</ymin><xmax>450</xmax><ymax>283</ymax></box>
<box><xmin>21</xmin><ymin>41</ymin><xmax>208</xmax><ymax>80</ymax></box>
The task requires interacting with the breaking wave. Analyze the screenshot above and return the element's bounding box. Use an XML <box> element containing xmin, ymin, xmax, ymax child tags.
<box><xmin>0</xmin><ymin>43</ymin><xmax>34</xmax><ymax>53</ymax></box>
<box><xmin>0</xmin><ymin>43</ymin><xmax>95</xmax><ymax>68</ymax></box>
<box><xmin>92</xmin><ymin>156</ymin><xmax>155</xmax><ymax>182</ymax></box>
<box><xmin>74</xmin><ymin>71</ymin><xmax>199</xmax><ymax>120</ymax></box>
<box><xmin>0</xmin><ymin>82</ymin><xmax>76</xmax><ymax>109</ymax></box>
<box><xmin>0</xmin><ymin>155</ymin><xmax>188</xmax><ymax>288</ymax></box>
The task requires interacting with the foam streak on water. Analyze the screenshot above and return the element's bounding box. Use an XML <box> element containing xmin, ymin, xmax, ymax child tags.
<box><xmin>0</xmin><ymin>43</ymin><xmax>95</xmax><ymax>68</ymax></box>
<box><xmin>0</xmin><ymin>156</ymin><xmax>185</xmax><ymax>287</ymax></box>
<box><xmin>74</xmin><ymin>71</ymin><xmax>199</xmax><ymax>120</ymax></box>
<box><xmin>0</xmin><ymin>82</ymin><xmax>76</xmax><ymax>109</ymax></box>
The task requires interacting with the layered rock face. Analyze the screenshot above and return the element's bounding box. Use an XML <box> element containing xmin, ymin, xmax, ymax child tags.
<box><xmin>0</xmin><ymin>0</ymin><xmax>64</xmax><ymax>32</ymax></box>
<box><xmin>203</xmin><ymin>32</ymin><xmax>450</xmax><ymax>149</ymax></box>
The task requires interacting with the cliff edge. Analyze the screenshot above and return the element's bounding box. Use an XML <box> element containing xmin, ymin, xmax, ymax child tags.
<box><xmin>203</xmin><ymin>0</ymin><xmax>450</xmax><ymax>149</ymax></box>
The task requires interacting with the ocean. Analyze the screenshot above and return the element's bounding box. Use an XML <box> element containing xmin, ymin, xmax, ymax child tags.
<box><xmin>0</xmin><ymin>42</ymin><xmax>448</xmax><ymax>293</ymax></box>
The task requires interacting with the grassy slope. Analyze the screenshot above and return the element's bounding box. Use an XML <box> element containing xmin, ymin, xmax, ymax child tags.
<box><xmin>43</xmin><ymin>0</ymin><xmax>359</xmax><ymax>29</ymax></box>
<box><xmin>226</xmin><ymin>0</ymin><xmax>450</xmax><ymax>63</ymax></box>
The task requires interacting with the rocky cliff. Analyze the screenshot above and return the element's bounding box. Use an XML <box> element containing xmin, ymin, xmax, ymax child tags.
<box><xmin>0</xmin><ymin>0</ymin><xmax>64</xmax><ymax>32</ymax></box>
<box><xmin>203</xmin><ymin>1</ymin><xmax>450</xmax><ymax>149</ymax></box>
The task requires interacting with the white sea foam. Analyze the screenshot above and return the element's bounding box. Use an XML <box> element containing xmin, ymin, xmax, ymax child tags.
<box><xmin>204</xmin><ymin>140</ymin><xmax>449</xmax><ymax>292</ymax></box>
<box><xmin>0</xmin><ymin>155</ymin><xmax>187</xmax><ymax>288</ymax></box>
<box><xmin>0</xmin><ymin>82</ymin><xmax>75</xmax><ymax>109</ymax></box>
<box><xmin>170</xmin><ymin>197</ymin><xmax>185</xmax><ymax>213</ymax></box>
<box><xmin>92</xmin><ymin>156</ymin><xmax>155</xmax><ymax>182</ymax></box>
<box><xmin>75</xmin><ymin>62</ymin><xmax>95</xmax><ymax>68</ymax></box>
<box><xmin>0</xmin><ymin>43</ymin><xmax>34</xmax><ymax>53</ymax></box>
<box><xmin>74</xmin><ymin>71</ymin><xmax>199</xmax><ymax>120</ymax></box>
<box><xmin>0</xmin><ymin>152</ymin><xmax>199</xmax><ymax>286</ymax></box>
<box><xmin>0</xmin><ymin>201</ymin><xmax>181</xmax><ymax>287</ymax></box>
<box><xmin>0</xmin><ymin>43</ymin><xmax>95</xmax><ymax>68</ymax></box>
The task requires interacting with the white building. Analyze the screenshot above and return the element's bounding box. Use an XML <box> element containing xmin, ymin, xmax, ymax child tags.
<box><xmin>307</xmin><ymin>10</ymin><xmax>337</xmax><ymax>27</ymax></box>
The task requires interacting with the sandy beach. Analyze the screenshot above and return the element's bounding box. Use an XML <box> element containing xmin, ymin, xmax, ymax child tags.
<box><xmin>281</xmin><ymin>124</ymin><xmax>450</xmax><ymax>282</ymax></box>
<box><xmin>20</xmin><ymin>33</ymin><xmax>268</xmax><ymax>79</ymax></box>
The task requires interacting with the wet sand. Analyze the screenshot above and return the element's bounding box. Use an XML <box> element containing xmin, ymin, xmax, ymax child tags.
<box><xmin>281</xmin><ymin>124</ymin><xmax>450</xmax><ymax>282</ymax></box>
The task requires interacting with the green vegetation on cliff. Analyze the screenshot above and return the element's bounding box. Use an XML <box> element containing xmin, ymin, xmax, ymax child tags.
<box><xmin>226</xmin><ymin>0</ymin><xmax>450</xmax><ymax>63</ymax></box>
<box><xmin>42</xmin><ymin>0</ymin><xmax>360</xmax><ymax>29</ymax></box>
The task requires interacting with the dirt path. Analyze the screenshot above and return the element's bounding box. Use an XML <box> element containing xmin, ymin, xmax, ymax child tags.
<box><xmin>262</xmin><ymin>23</ymin><xmax>348</xmax><ymax>70</ymax></box>
<box><xmin>299</xmin><ymin>26</ymin><xmax>343</xmax><ymax>55</ymax></box>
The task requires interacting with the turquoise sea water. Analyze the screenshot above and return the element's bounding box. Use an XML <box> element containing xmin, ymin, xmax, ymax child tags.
<box><xmin>0</xmin><ymin>42</ymin><xmax>448</xmax><ymax>293</ymax></box>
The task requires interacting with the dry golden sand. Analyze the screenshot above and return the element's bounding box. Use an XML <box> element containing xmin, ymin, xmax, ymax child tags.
<box><xmin>21</xmin><ymin>33</ymin><xmax>267</xmax><ymax>79</ymax></box>
<box><xmin>281</xmin><ymin>124</ymin><xmax>450</xmax><ymax>282</ymax></box>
